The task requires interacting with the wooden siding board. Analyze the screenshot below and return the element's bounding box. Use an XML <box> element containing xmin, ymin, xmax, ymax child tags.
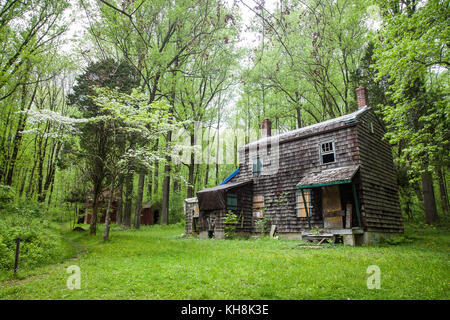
<box><xmin>356</xmin><ymin>110</ymin><xmax>403</xmax><ymax>233</ymax></box>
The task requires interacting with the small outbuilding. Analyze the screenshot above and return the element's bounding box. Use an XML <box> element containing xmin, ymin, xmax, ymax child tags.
<box><xmin>83</xmin><ymin>188</ymin><xmax>119</xmax><ymax>224</ymax></box>
<box><xmin>184</xmin><ymin>198</ymin><xmax>199</xmax><ymax>236</ymax></box>
<box><xmin>140</xmin><ymin>202</ymin><xmax>159</xmax><ymax>225</ymax></box>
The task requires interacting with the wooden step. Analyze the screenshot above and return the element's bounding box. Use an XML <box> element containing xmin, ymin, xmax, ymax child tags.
<box><xmin>302</xmin><ymin>233</ymin><xmax>335</xmax><ymax>244</ymax></box>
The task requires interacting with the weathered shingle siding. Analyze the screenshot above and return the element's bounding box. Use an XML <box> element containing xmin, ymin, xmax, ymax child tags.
<box><xmin>184</xmin><ymin>199</ymin><xmax>198</xmax><ymax>235</ymax></box>
<box><xmin>235</xmin><ymin>122</ymin><xmax>360</xmax><ymax>233</ymax></box>
<box><xmin>356</xmin><ymin>110</ymin><xmax>403</xmax><ymax>233</ymax></box>
<box><xmin>234</xmin><ymin>183</ymin><xmax>254</xmax><ymax>234</ymax></box>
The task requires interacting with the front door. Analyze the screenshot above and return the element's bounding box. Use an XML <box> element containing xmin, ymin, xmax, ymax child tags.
<box><xmin>322</xmin><ymin>185</ymin><xmax>344</xmax><ymax>229</ymax></box>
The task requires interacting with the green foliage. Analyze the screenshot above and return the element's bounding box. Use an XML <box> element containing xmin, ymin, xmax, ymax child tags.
<box><xmin>0</xmin><ymin>185</ymin><xmax>15</xmax><ymax>209</ymax></box>
<box><xmin>380</xmin><ymin>235</ymin><xmax>414</xmax><ymax>246</ymax></box>
<box><xmin>372</xmin><ymin>0</ymin><xmax>449</xmax><ymax>179</ymax></box>
<box><xmin>223</xmin><ymin>210</ymin><xmax>238</xmax><ymax>239</ymax></box>
<box><xmin>0</xmin><ymin>199</ymin><xmax>44</xmax><ymax>220</ymax></box>
<box><xmin>0</xmin><ymin>208</ymin><xmax>73</xmax><ymax>271</ymax></box>
<box><xmin>0</xmin><ymin>222</ymin><xmax>448</xmax><ymax>299</ymax></box>
<box><xmin>169</xmin><ymin>191</ymin><xmax>186</xmax><ymax>224</ymax></box>
<box><xmin>254</xmin><ymin>215</ymin><xmax>271</xmax><ymax>235</ymax></box>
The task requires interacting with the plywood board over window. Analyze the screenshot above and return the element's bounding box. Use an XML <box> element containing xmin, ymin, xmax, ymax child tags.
<box><xmin>253</xmin><ymin>195</ymin><xmax>264</xmax><ymax>218</ymax></box>
<box><xmin>322</xmin><ymin>185</ymin><xmax>343</xmax><ymax>229</ymax></box>
<box><xmin>296</xmin><ymin>189</ymin><xmax>313</xmax><ymax>217</ymax></box>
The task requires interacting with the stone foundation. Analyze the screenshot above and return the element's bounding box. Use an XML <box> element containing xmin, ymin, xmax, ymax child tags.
<box><xmin>277</xmin><ymin>232</ymin><xmax>303</xmax><ymax>240</ymax></box>
<box><xmin>343</xmin><ymin>231</ymin><xmax>401</xmax><ymax>246</ymax></box>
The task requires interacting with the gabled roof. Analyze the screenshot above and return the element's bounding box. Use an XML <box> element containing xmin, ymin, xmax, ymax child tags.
<box><xmin>241</xmin><ymin>106</ymin><xmax>370</xmax><ymax>150</ymax></box>
<box><xmin>296</xmin><ymin>165</ymin><xmax>360</xmax><ymax>189</ymax></box>
<box><xmin>142</xmin><ymin>201</ymin><xmax>152</xmax><ymax>209</ymax></box>
<box><xmin>197</xmin><ymin>180</ymin><xmax>252</xmax><ymax>211</ymax></box>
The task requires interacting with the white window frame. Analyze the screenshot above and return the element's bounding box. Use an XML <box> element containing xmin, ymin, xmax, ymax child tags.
<box><xmin>319</xmin><ymin>139</ymin><xmax>336</xmax><ymax>164</ymax></box>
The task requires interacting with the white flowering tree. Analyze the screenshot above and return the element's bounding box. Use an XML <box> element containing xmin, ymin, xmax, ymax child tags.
<box><xmin>92</xmin><ymin>87</ymin><xmax>187</xmax><ymax>240</ymax></box>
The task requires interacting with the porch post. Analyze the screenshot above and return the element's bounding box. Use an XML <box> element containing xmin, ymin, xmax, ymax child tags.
<box><xmin>352</xmin><ymin>183</ymin><xmax>362</xmax><ymax>228</ymax></box>
<box><xmin>301</xmin><ymin>189</ymin><xmax>312</xmax><ymax>229</ymax></box>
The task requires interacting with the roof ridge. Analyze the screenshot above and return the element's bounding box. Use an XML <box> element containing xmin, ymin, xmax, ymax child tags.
<box><xmin>241</xmin><ymin>106</ymin><xmax>370</xmax><ymax>149</ymax></box>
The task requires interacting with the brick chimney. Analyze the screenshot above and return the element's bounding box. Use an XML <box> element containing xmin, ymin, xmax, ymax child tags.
<box><xmin>262</xmin><ymin>118</ymin><xmax>271</xmax><ymax>137</ymax></box>
<box><xmin>356</xmin><ymin>85</ymin><xmax>369</xmax><ymax>108</ymax></box>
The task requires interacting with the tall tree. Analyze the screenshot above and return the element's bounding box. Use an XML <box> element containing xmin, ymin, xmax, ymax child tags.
<box><xmin>372</xmin><ymin>0</ymin><xmax>449</xmax><ymax>223</ymax></box>
<box><xmin>68</xmin><ymin>59</ymin><xmax>140</xmax><ymax>235</ymax></box>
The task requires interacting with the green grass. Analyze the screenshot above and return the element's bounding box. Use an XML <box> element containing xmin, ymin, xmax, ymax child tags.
<box><xmin>0</xmin><ymin>222</ymin><xmax>448</xmax><ymax>300</ymax></box>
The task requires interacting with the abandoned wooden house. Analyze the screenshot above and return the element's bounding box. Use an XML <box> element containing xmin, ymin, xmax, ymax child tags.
<box><xmin>184</xmin><ymin>86</ymin><xmax>403</xmax><ymax>245</ymax></box>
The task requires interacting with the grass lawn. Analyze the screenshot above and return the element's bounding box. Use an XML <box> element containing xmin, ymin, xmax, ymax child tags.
<box><xmin>0</xmin><ymin>223</ymin><xmax>448</xmax><ymax>300</ymax></box>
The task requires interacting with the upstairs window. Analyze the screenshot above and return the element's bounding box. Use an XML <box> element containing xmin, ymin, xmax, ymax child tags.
<box><xmin>296</xmin><ymin>190</ymin><xmax>313</xmax><ymax>218</ymax></box>
<box><xmin>252</xmin><ymin>156</ymin><xmax>263</xmax><ymax>177</ymax></box>
<box><xmin>227</xmin><ymin>193</ymin><xmax>238</xmax><ymax>211</ymax></box>
<box><xmin>320</xmin><ymin>140</ymin><xmax>335</xmax><ymax>164</ymax></box>
<box><xmin>253</xmin><ymin>195</ymin><xmax>264</xmax><ymax>219</ymax></box>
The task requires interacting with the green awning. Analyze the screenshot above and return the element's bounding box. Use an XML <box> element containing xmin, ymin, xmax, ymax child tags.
<box><xmin>296</xmin><ymin>165</ymin><xmax>359</xmax><ymax>189</ymax></box>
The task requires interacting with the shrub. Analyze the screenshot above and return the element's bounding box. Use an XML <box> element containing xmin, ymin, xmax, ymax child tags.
<box><xmin>0</xmin><ymin>208</ymin><xmax>72</xmax><ymax>271</ymax></box>
<box><xmin>0</xmin><ymin>185</ymin><xmax>14</xmax><ymax>209</ymax></box>
<box><xmin>255</xmin><ymin>216</ymin><xmax>271</xmax><ymax>235</ymax></box>
<box><xmin>223</xmin><ymin>211</ymin><xmax>238</xmax><ymax>239</ymax></box>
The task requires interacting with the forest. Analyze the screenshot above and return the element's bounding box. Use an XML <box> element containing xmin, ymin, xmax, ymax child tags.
<box><xmin>0</xmin><ymin>0</ymin><xmax>448</xmax><ymax>300</ymax></box>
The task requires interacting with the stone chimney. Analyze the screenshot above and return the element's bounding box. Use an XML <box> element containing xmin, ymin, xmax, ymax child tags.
<box><xmin>262</xmin><ymin>118</ymin><xmax>272</xmax><ymax>137</ymax></box>
<box><xmin>356</xmin><ymin>85</ymin><xmax>369</xmax><ymax>108</ymax></box>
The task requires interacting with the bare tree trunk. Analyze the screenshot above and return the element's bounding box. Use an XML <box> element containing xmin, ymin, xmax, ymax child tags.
<box><xmin>90</xmin><ymin>189</ymin><xmax>100</xmax><ymax>235</ymax></box>
<box><xmin>123</xmin><ymin>171</ymin><xmax>133</xmax><ymax>228</ymax></box>
<box><xmin>116</xmin><ymin>174</ymin><xmax>124</xmax><ymax>225</ymax></box>
<box><xmin>422</xmin><ymin>171</ymin><xmax>439</xmax><ymax>224</ymax></box>
<box><xmin>173</xmin><ymin>164</ymin><xmax>180</xmax><ymax>192</ymax></box>
<box><xmin>18</xmin><ymin>167</ymin><xmax>28</xmax><ymax>198</ymax></box>
<box><xmin>134</xmin><ymin>168</ymin><xmax>145</xmax><ymax>227</ymax></box>
<box><xmin>134</xmin><ymin>173</ymin><xmax>145</xmax><ymax>229</ymax></box>
<box><xmin>26</xmin><ymin>154</ymin><xmax>37</xmax><ymax>199</ymax></box>
<box><xmin>204</xmin><ymin>125</ymin><xmax>214</xmax><ymax>188</ymax></box>
<box><xmin>103</xmin><ymin>171</ymin><xmax>117</xmax><ymax>241</ymax></box>
<box><xmin>46</xmin><ymin>168</ymin><xmax>56</xmax><ymax>207</ymax></box>
<box><xmin>146</xmin><ymin>169</ymin><xmax>152</xmax><ymax>201</ymax></box>
<box><xmin>414</xmin><ymin>181</ymin><xmax>423</xmax><ymax>203</ymax></box>
<box><xmin>215</xmin><ymin>120</ymin><xmax>220</xmax><ymax>185</ymax></box>
<box><xmin>6</xmin><ymin>75</ymin><xmax>39</xmax><ymax>185</ymax></box>
<box><xmin>187</xmin><ymin>132</ymin><xmax>195</xmax><ymax>198</ymax></box>
<box><xmin>153</xmin><ymin>143</ymin><xmax>159</xmax><ymax>197</ymax></box>
<box><xmin>41</xmin><ymin>141</ymin><xmax>62</xmax><ymax>203</ymax></box>
<box><xmin>436</xmin><ymin>165</ymin><xmax>449</xmax><ymax>215</ymax></box>
<box><xmin>161</xmin><ymin>132</ymin><xmax>172</xmax><ymax>225</ymax></box>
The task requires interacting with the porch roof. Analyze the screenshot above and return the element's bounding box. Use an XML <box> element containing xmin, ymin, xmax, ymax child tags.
<box><xmin>296</xmin><ymin>165</ymin><xmax>360</xmax><ymax>189</ymax></box>
<box><xmin>197</xmin><ymin>180</ymin><xmax>252</xmax><ymax>211</ymax></box>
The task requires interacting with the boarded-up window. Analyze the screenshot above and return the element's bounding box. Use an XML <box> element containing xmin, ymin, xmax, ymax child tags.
<box><xmin>320</xmin><ymin>140</ymin><xmax>335</xmax><ymax>164</ymax></box>
<box><xmin>253</xmin><ymin>195</ymin><xmax>264</xmax><ymax>218</ymax></box>
<box><xmin>296</xmin><ymin>189</ymin><xmax>313</xmax><ymax>217</ymax></box>
<box><xmin>227</xmin><ymin>193</ymin><xmax>238</xmax><ymax>211</ymax></box>
<box><xmin>252</xmin><ymin>157</ymin><xmax>262</xmax><ymax>177</ymax></box>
